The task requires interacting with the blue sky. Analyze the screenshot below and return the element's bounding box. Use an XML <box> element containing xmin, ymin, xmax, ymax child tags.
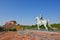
<box><xmin>0</xmin><ymin>0</ymin><xmax>60</xmax><ymax>25</ymax></box>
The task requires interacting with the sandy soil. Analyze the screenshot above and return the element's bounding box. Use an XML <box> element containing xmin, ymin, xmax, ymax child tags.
<box><xmin>0</xmin><ymin>30</ymin><xmax>60</xmax><ymax>40</ymax></box>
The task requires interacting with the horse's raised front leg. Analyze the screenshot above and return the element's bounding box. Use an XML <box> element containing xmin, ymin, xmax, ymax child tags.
<box><xmin>44</xmin><ymin>24</ymin><xmax>48</xmax><ymax>31</ymax></box>
<box><xmin>48</xmin><ymin>23</ymin><xmax>54</xmax><ymax>31</ymax></box>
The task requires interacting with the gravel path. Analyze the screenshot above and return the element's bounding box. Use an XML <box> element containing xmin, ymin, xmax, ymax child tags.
<box><xmin>17</xmin><ymin>30</ymin><xmax>60</xmax><ymax>40</ymax></box>
<box><xmin>0</xmin><ymin>30</ymin><xmax>60</xmax><ymax>40</ymax></box>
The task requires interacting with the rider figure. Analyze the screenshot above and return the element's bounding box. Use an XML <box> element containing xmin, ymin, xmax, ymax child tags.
<box><xmin>40</xmin><ymin>15</ymin><xmax>43</xmax><ymax>20</ymax></box>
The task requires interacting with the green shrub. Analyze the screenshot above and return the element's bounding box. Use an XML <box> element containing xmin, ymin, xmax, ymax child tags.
<box><xmin>7</xmin><ymin>28</ymin><xmax>16</xmax><ymax>31</ymax></box>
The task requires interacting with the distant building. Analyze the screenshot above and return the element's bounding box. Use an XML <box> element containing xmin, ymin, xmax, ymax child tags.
<box><xmin>3</xmin><ymin>20</ymin><xmax>17</xmax><ymax>29</ymax></box>
<box><xmin>5</xmin><ymin>20</ymin><xmax>17</xmax><ymax>25</ymax></box>
<box><xmin>3</xmin><ymin>20</ymin><xmax>23</xmax><ymax>31</ymax></box>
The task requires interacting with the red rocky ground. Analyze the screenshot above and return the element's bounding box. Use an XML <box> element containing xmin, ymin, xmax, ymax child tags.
<box><xmin>0</xmin><ymin>30</ymin><xmax>60</xmax><ymax>40</ymax></box>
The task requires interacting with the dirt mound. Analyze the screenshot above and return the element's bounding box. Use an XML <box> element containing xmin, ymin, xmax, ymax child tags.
<box><xmin>0</xmin><ymin>31</ymin><xmax>41</xmax><ymax>40</ymax></box>
<box><xmin>27</xmin><ymin>30</ymin><xmax>60</xmax><ymax>40</ymax></box>
<box><xmin>0</xmin><ymin>30</ymin><xmax>60</xmax><ymax>40</ymax></box>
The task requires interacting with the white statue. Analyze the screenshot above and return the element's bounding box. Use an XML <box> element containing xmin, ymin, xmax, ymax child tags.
<box><xmin>36</xmin><ymin>15</ymin><xmax>52</xmax><ymax>31</ymax></box>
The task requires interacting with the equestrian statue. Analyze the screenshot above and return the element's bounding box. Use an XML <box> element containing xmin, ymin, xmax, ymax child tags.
<box><xmin>36</xmin><ymin>15</ymin><xmax>52</xmax><ymax>31</ymax></box>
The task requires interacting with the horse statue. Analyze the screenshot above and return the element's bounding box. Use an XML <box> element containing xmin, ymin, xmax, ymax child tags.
<box><xmin>36</xmin><ymin>15</ymin><xmax>52</xmax><ymax>31</ymax></box>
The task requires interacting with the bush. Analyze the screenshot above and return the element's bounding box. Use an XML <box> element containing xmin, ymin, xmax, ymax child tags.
<box><xmin>0</xmin><ymin>27</ymin><xmax>5</xmax><ymax>32</ymax></box>
<box><xmin>7</xmin><ymin>28</ymin><xmax>16</xmax><ymax>31</ymax></box>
